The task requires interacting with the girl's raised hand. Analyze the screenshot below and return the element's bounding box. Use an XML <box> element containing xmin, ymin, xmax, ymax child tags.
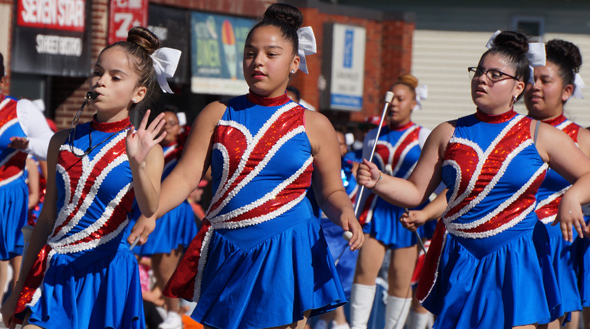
<box><xmin>126</xmin><ymin>110</ymin><xmax>167</xmax><ymax>165</ymax></box>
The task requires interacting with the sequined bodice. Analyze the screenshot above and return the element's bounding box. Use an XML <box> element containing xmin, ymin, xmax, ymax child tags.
<box><xmin>49</xmin><ymin>118</ymin><xmax>134</xmax><ymax>253</ymax></box>
<box><xmin>206</xmin><ymin>93</ymin><xmax>313</xmax><ymax>228</ymax></box>
<box><xmin>441</xmin><ymin>110</ymin><xmax>547</xmax><ymax>240</ymax></box>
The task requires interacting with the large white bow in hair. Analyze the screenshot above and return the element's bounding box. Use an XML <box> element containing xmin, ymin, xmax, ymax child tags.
<box><xmin>573</xmin><ymin>73</ymin><xmax>585</xmax><ymax>99</ymax></box>
<box><xmin>297</xmin><ymin>26</ymin><xmax>317</xmax><ymax>74</ymax></box>
<box><xmin>485</xmin><ymin>30</ymin><xmax>546</xmax><ymax>85</ymax></box>
<box><xmin>151</xmin><ymin>47</ymin><xmax>182</xmax><ymax>94</ymax></box>
<box><xmin>414</xmin><ymin>85</ymin><xmax>428</xmax><ymax>111</ymax></box>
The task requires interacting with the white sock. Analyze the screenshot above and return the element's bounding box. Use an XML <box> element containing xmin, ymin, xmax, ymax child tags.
<box><xmin>331</xmin><ymin>321</ymin><xmax>351</xmax><ymax>329</ymax></box>
<box><xmin>408</xmin><ymin>310</ymin><xmax>432</xmax><ymax>329</ymax></box>
<box><xmin>349</xmin><ymin>284</ymin><xmax>377</xmax><ymax>329</ymax></box>
<box><xmin>384</xmin><ymin>295</ymin><xmax>412</xmax><ymax>329</ymax></box>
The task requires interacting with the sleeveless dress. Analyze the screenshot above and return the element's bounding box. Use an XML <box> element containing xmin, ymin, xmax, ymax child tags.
<box><xmin>163</xmin><ymin>92</ymin><xmax>346</xmax><ymax>329</ymax></box>
<box><xmin>130</xmin><ymin>142</ymin><xmax>198</xmax><ymax>255</ymax></box>
<box><xmin>416</xmin><ymin>110</ymin><xmax>561</xmax><ymax>328</ymax></box>
<box><xmin>359</xmin><ymin>122</ymin><xmax>431</xmax><ymax>248</ymax></box>
<box><xmin>0</xmin><ymin>95</ymin><xmax>29</xmax><ymax>259</ymax></box>
<box><xmin>533</xmin><ymin>114</ymin><xmax>582</xmax><ymax>315</ymax></box>
<box><xmin>14</xmin><ymin>117</ymin><xmax>145</xmax><ymax>329</ymax></box>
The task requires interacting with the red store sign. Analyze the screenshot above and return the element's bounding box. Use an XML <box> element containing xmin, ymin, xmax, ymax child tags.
<box><xmin>17</xmin><ymin>0</ymin><xmax>86</xmax><ymax>32</ymax></box>
<box><xmin>108</xmin><ymin>0</ymin><xmax>148</xmax><ymax>44</ymax></box>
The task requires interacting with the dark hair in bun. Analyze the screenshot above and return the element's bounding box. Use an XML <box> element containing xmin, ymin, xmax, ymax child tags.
<box><xmin>247</xmin><ymin>3</ymin><xmax>303</xmax><ymax>55</ymax></box>
<box><xmin>546</xmin><ymin>39</ymin><xmax>582</xmax><ymax>87</ymax></box>
<box><xmin>481</xmin><ymin>31</ymin><xmax>531</xmax><ymax>86</ymax></box>
<box><xmin>101</xmin><ymin>26</ymin><xmax>162</xmax><ymax>123</ymax></box>
<box><xmin>392</xmin><ymin>74</ymin><xmax>418</xmax><ymax>98</ymax></box>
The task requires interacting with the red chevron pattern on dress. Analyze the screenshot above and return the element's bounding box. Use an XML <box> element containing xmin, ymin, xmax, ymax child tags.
<box><xmin>443</xmin><ymin>115</ymin><xmax>548</xmax><ymax>238</ymax></box>
<box><xmin>164</xmin><ymin>102</ymin><xmax>313</xmax><ymax>302</ymax></box>
<box><xmin>15</xmin><ymin>122</ymin><xmax>134</xmax><ymax>315</ymax></box>
<box><xmin>360</xmin><ymin>124</ymin><xmax>421</xmax><ymax>225</ymax></box>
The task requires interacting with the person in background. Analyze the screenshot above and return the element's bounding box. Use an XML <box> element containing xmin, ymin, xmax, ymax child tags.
<box><xmin>350</xmin><ymin>74</ymin><xmax>431</xmax><ymax>329</ymax></box>
<box><xmin>0</xmin><ymin>52</ymin><xmax>54</xmax><ymax>306</ymax></box>
<box><xmin>523</xmin><ymin>39</ymin><xmax>590</xmax><ymax>329</ymax></box>
<box><xmin>130</xmin><ymin>108</ymin><xmax>198</xmax><ymax>329</ymax></box>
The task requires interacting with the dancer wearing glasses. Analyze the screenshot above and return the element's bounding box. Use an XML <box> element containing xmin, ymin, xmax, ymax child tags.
<box><xmin>357</xmin><ymin>30</ymin><xmax>590</xmax><ymax>328</ymax></box>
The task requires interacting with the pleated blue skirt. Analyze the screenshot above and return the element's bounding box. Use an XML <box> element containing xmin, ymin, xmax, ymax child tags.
<box><xmin>0</xmin><ymin>179</ymin><xmax>27</xmax><ymax>260</ymax></box>
<box><xmin>26</xmin><ymin>247</ymin><xmax>145</xmax><ymax>329</ymax></box>
<box><xmin>131</xmin><ymin>200</ymin><xmax>198</xmax><ymax>256</ymax></box>
<box><xmin>543</xmin><ymin>223</ymin><xmax>581</xmax><ymax>314</ymax></box>
<box><xmin>423</xmin><ymin>224</ymin><xmax>561</xmax><ymax>328</ymax></box>
<box><xmin>192</xmin><ymin>215</ymin><xmax>346</xmax><ymax>329</ymax></box>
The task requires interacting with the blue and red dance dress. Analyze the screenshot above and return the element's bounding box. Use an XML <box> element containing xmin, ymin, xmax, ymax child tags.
<box><xmin>534</xmin><ymin>114</ymin><xmax>582</xmax><ymax>316</ymax></box>
<box><xmin>359</xmin><ymin>121</ymin><xmax>433</xmax><ymax>248</ymax></box>
<box><xmin>416</xmin><ymin>110</ymin><xmax>561</xmax><ymax>328</ymax></box>
<box><xmin>164</xmin><ymin>92</ymin><xmax>346</xmax><ymax>329</ymax></box>
<box><xmin>0</xmin><ymin>96</ymin><xmax>29</xmax><ymax>260</ymax></box>
<box><xmin>14</xmin><ymin>117</ymin><xmax>145</xmax><ymax>329</ymax></box>
<box><xmin>130</xmin><ymin>142</ymin><xmax>198</xmax><ymax>256</ymax></box>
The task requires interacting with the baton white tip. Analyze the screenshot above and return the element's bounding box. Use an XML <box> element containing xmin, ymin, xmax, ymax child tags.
<box><xmin>343</xmin><ymin>231</ymin><xmax>353</xmax><ymax>241</ymax></box>
<box><xmin>385</xmin><ymin>91</ymin><xmax>394</xmax><ymax>103</ymax></box>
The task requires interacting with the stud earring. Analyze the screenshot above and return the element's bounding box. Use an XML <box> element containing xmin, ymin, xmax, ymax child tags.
<box><xmin>132</xmin><ymin>99</ymin><xmax>136</xmax><ymax>103</ymax></box>
<box><xmin>512</xmin><ymin>95</ymin><xmax>517</xmax><ymax>103</ymax></box>
<box><xmin>291</xmin><ymin>70</ymin><xmax>295</xmax><ymax>74</ymax></box>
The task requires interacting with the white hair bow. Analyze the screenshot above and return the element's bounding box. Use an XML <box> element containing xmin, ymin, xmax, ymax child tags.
<box><xmin>414</xmin><ymin>85</ymin><xmax>428</xmax><ymax>111</ymax></box>
<box><xmin>573</xmin><ymin>73</ymin><xmax>585</xmax><ymax>99</ymax></box>
<box><xmin>297</xmin><ymin>26</ymin><xmax>317</xmax><ymax>74</ymax></box>
<box><xmin>485</xmin><ymin>30</ymin><xmax>546</xmax><ymax>85</ymax></box>
<box><xmin>151</xmin><ymin>47</ymin><xmax>182</xmax><ymax>94</ymax></box>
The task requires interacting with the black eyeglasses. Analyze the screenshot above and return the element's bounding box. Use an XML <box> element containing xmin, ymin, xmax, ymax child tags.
<box><xmin>468</xmin><ymin>67</ymin><xmax>519</xmax><ymax>82</ymax></box>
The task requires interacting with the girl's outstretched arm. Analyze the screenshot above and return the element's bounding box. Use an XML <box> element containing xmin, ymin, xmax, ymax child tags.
<box><xmin>127</xmin><ymin>101</ymin><xmax>226</xmax><ymax>246</ymax></box>
<box><xmin>357</xmin><ymin>121</ymin><xmax>455</xmax><ymax>209</ymax></box>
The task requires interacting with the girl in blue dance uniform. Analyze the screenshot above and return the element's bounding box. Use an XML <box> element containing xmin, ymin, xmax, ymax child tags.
<box><xmin>523</xmin><ymin>39</ymin><xmax>590</xmax><ymax>328</ymax></box>
<box><xmin>350</xmin><ymin>74</ymin><xmax>433</xmax><ymax>329</ymax></box>
<box><xmin>128</xmin><ymin>4</ymin><xmax>364</xmax><ymax>329</ymax></box>
<box><xmin>357</xmin><ymin>31</ymin><xmax>590</xmax><ymax>329</ymax></box>
<box><xmin>0</xmin><ymin>26</ymin><xmax>178</xmax><ymax>329</ymax></box>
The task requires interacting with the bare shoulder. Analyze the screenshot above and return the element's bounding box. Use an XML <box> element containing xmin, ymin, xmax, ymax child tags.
<box><xmin>304</xmin><ymin>109</ymin><xmax>332</xmax><ymax>131</ymax></box>
<box><xmin>197</xmin><ymin>101</ymin><xmax>227</xmax><ymax>124</ymax></box>
<box><xmin>429</xmin><ymin>120</ymin><xmax>456</xmax><ymax>146</ymax></box>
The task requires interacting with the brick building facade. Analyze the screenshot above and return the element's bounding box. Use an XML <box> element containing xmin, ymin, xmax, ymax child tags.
<box><xmin>2</xmin><ymin>0</ymin><xmax>414</xmax><ymax>129</ymax></box>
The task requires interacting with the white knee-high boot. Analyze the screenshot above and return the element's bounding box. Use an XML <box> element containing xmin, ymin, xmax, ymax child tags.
<box><xmin>384</xmin><ymin>295</ymin><xmax>412</xmax><ymax>329</ymax></box>
<box><xmin>407</xmin><ymin>310</ymin><xmax>433</xmax><ymax>329</ymax></box>
<box><xmin>349</xmin><ymin>283</ymin><xmax>377</xmax><ymax>329</ymax></box>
